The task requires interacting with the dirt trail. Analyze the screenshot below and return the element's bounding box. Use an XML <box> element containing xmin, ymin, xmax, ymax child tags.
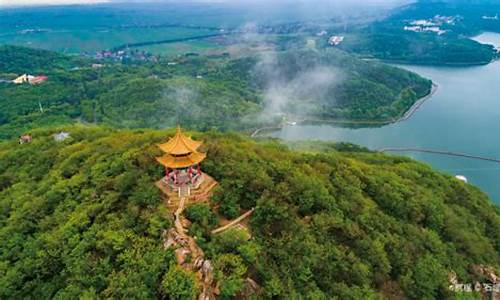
<box><xmin>211</xmin><ymin>208</ymin><xmax>255</xmax><ymax>235</ymax></box>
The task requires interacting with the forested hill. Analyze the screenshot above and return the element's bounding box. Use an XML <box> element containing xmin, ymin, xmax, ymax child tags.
<box><xmin>0</xmin><ymin>125</ymin><xmax>498</xmax><ymax>299</ymax></box>
<box><xmin>0</xmin><ymin>45</ymin><xmax>74</xmax><ymax>74</ymax></box>
<box><xmin>229</xmin><ymin>49</ymin><xmax>432</xmax><ymax>121</ymax></box>
<box><xmin>0</xmin><ymin>45</ymin><xmax>431</xmax><ymax>139</ymax></box>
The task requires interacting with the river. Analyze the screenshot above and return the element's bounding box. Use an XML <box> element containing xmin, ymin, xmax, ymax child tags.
<box><xmin>273</xmin><ymin>32</ymin><xmax>500</xmax><ymax>203</ymax></box>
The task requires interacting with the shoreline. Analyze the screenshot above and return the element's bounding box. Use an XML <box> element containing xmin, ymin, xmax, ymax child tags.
<box><xmin>251</xmin><ymin>83</ymin><xmax>438</xmax><ymax>138</ymax></box>
<box><xmin>396</xmin><ymin>83</ymin><xmax>438</xmax><ymax>123</ymax></box>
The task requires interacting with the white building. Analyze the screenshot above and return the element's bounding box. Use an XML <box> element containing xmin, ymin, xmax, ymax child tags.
<box><xmin>411</xmin><ymin>20</ymin><xmax>436</xmax><ymax>27</ymax></box>
<box><xmin>455</xmin><ymin>175</ymin><xmax>468</xmax><ymax>183</ymax></box>
<box><xmin>483</xmin><ymin>15</ymin><xmax>499</xmax><ymax>20</ymax></box>
<box><xmin>317</xmin><ymin>30</ymin><xmax>328</xmax><ymax>37</ymax></box>
<box><xmin>328</xmin><ymin>36</ymin><xmax>344</xmax><ymax>46</ymax></box>
<box><xmin>54</xmin><ymin>131</ymin><xmax>71</xmax><ymax>142</ymax></box>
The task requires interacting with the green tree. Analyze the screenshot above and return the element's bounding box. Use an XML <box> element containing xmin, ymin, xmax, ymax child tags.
<box><xmin>161</xmin><ymin>265</ymin><xmax>198</xmax><ymax>300</ymax></box>
<box><xmin>214</xmin><ymin>254</ymin><xmax>247</xmax><ymax>299</ymax></box>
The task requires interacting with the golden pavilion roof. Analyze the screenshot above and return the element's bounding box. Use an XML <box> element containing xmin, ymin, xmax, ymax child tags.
<box><xmin>156</xmin><ymin>152</ymin><xmax>207</xmax><ymax>169</ymax></box>
<box><xmin>158</xmin><ymin>126</ymin><xmax>202</xmax><ymax>155</ymax></box>
<box><xmin>156</xmin><ymin>126</ymin><xmax>206</xmax><ymax>169</ymax></box>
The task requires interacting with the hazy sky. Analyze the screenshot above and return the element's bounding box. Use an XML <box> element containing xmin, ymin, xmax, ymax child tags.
<box><xmin>1</xmin><ymin>0</ymin><xmax>407</xmax><ymax>7</ymax></box>
<box><xmin>0</xmin><ymin>0</ymin><xmax>109</xmax><ymax>6</ymax></box>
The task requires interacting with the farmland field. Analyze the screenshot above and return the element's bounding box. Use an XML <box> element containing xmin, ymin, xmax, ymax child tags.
<box><xmin>137</xmin><ymin>39</ymin><xmax>225</xmax><ymax>56</ymax></box>
<box><xmin>0</xmin><ymin>2</ymin><xmax>377</xmax><ymax>55</ymax></box>
<box><xmin>0</xmin><ymin>3</ymin><xmax>236</xmax><ymax>54</ymax></box>
<box><xmin>0</xmin><ymin>27</ymin><xmax>220</xmax><ymax>54</ymax></box>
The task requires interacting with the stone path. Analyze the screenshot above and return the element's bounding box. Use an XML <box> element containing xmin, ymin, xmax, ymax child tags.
<box><xmin>168</xmin><ymin>197</ymin><xmax>217</xmax><ymax>300</ymax></box>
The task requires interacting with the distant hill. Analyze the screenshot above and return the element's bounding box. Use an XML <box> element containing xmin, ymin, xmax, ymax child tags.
<box><xmin>0</xmin><ymin>45</ymin><xmax>432</xmax><ymax>139</ymax></box>
<box><xmin>340</xmin><ymin>1</ymin><xmax>499</xmax><ymax>65</ymax></box>
<box><xmin>0</xmin><ymin>125</ymin><xmax>498</xmax><ymax>298</ymax></box>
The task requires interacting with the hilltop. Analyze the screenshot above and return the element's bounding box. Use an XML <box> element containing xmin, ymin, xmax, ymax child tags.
<box><xmin>0</xmin><ymin>45</ymin><xmax>432</xmax><ymax>139</ymax></box>
<box><xmin>0</xmin><ymin>125</ymin><xmax>498</xmax><ymax>298</ymax></box>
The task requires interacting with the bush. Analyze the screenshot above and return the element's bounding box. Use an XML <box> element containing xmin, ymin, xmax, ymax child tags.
<box><xmin>185</xmin><ymin>203</ymin><xmax>218</xmax><ymax>230</ymax></box>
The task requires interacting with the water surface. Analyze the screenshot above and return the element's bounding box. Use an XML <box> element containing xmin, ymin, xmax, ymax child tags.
<box><xmin>273</xmin><ymin>33</ymin><xmax>500</xmax><ymax>203</ymax></box>
<box><xmin>472</xmin><ymin>31</ymin><xmax>500</xmax><ymax>49</ymax></box>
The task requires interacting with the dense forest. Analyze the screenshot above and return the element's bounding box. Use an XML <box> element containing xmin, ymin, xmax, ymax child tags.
<box><xmin>0</xmin><ymin>45</ymin><xmax>431</xmax><ymax>139</ymax></box>
<box><xmin>339</xmin><ymin>1</ymin><xmax>499</xmax><ymax>65</ymax></box>
<box><xmin>0</xmin><ymin>125</ymin><xmax>498</xmax><ymax>298</ymax></box>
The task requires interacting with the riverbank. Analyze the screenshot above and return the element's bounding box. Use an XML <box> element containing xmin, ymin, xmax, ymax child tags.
<box><xmin>397</xmin><ymin>83</ymin><xmax>438</xmax><ymax>123</ymax></box>
<box><xmin>251</xmin><ymin>83</ymin><xmax>438</xmax><ymax>138</ymax></box>
<box><xmin>300</xmin><ymin>83</ymin><xmax>438</xmax><ymax>126</ymax></box>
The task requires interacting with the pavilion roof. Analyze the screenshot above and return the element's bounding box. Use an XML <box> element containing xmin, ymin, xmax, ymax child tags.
<box><xmin>156</xmin><ymin>152</ymin><xmax>206</xmax><ymax>169</ymax></box>
<box><xmin>158</xmin><ymin>126</ymin><xmax>202</xmax><ymax>155</ymax></box>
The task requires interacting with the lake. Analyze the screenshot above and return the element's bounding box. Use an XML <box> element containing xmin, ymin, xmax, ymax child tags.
<box><xmin>273</xmin><ymin>33</ymin><xmax>500</xmax><ymax>203</ymax></box>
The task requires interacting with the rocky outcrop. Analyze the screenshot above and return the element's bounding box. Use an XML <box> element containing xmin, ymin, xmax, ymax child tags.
<box><xmin>241</xmin><ymin>278</ymin><xmax>261</xmax><ymax>298</ymax></box>
<box><xmin>162</xmin><ymin>228</ymin><xmax>188</xmax><ymax>250</ymax></box>
<box><xmin>471</xmin><ymin>264</ymin><xmax>498</xmax><ymax>283</ymax></box>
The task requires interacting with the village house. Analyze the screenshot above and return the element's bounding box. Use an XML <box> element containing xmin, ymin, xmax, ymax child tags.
<box><xmin>12</xmin><ymin>74</ymin><xmax>48</xmax><ymax>85</ymax></box>
<box><xmin>18</xmin><ymin>135</ymin><xmax>32</xmax><ymax>144</ymax></box>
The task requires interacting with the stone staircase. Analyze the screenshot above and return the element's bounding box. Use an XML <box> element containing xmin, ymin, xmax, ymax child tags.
<box><xmin>179</xmin><ymin>186</ymin><xmax>190</xmax><ymax>198</ymax></box>
<box><xmin>191</xmin><ymin>180</ymin><xmax>218</xmax><ymax>202</ymax></box>
<box><xmin>156</xmin><ymin>173</ymin><xmax>218</xmax><ymax>210</ymax></box>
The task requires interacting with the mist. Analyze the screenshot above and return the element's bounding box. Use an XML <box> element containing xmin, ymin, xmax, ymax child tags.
<box><xmin>249</xmin><ymin>47</ymin><xmax>345</xmax><ymax>124</ymax></box>
<box><xmin>262</xmin><ymin>66</ymin><xmax>343</xmax><ymax>119</ymax></box>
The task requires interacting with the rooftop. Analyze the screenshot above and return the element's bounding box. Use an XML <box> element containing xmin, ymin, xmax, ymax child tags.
<box><xmin>158</xmin><ymin>126</ymin><xmax>202</xmax><ymax>156</ymax></box>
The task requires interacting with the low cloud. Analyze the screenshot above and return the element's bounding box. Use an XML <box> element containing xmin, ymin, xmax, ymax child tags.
<box><xmin>254</xmin><ymin>51</ymin><xmax>343</xmax><ymax>122</ymax></box>
<box><xmin>157</xmin><ymin>84</ymin><xmax>202</xmax><ymax>128</ymax></box>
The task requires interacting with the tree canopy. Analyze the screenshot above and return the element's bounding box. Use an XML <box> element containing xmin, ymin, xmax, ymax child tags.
<box><xmin>0</xmin><ymin>125</ymin><xmax>498</xmax><ymax>298</ymax></box>
<box><xmin>0</xmin><ymin>45</ymin><xmax>431</xmax><ymax>139</ymax></box>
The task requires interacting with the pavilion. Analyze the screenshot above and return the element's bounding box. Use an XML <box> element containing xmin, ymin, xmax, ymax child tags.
<box><xmin>155</xmin><ymin>126</ymin><xmax>217</xmax><ymax>204</ymax></box>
